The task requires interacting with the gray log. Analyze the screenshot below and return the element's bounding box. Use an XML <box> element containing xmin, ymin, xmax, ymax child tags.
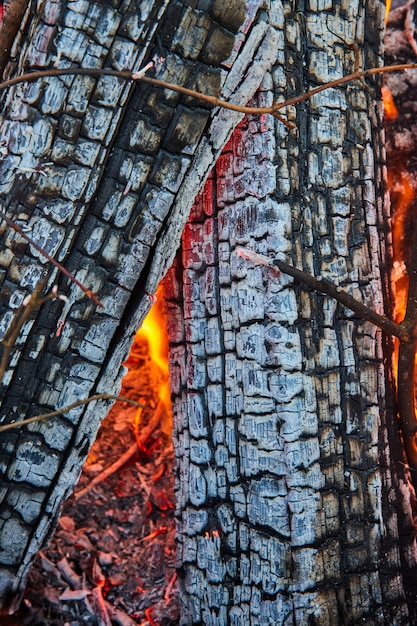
<box><xmin>165</xmin><ymin>1</ymin><xmax>417</xmax><ymax>624</ymax></box>
<box><xmin>0</xmin><ymin>0</ymin><xmax>275</xmax><ymax>611</ymax></box>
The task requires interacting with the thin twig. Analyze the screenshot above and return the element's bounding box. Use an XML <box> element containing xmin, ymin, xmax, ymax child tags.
<box><xmin>271</xmin><ymin>63</ymin><xmax>417</xmax><ymax>111</ymax></box>
<box><xmin>0</xmin><ymin>63</ymin><xmax>417</xmax><ymax>122</ymax></box>
<box><xmin>138</xmin><ymin>527</ymin><xmax>168</xmax><ymax>544</ymax></box>
<box><xmin>134</xmin><ymin>74</ymin><xmax>296</xmax><ymax>127</ymax></box>
<box><xmin>0</xmin><ymin>393</ymin><xmax>145</xmax><ymax>432</ymax></box>
<box><xmin>104</xmin><ymin>602</ymin><xmax>138</xmax><ymax>626</ymax></box>
<box><xmin>0</xmin><ymin>276</ymin><xmax>50</xmax><ymax>382</ymax></box>
<box><xmin>164</xmin><ymin>571</ymin><xmax>177</xmax><ymax>604</ymax></box>
<box><xmin>0</xmin><ymin>210</ymin><xmax>104</xmax><ymax>307</ymax></box>
<box><xmin>90</xmin><ymin>586</ymin><xmax>111</xmax><ymax>626</ymax></box>
<box><xmin>74</xmin><ymin>441</ymin><xmax>139</xmax><ymax>500</ymax></box>
<box><xmin>238</xmin><ymin>246</ymin><xmax>417</xmax><ymax>492</ymax></box>
<box><xmin>237</xmin><ymin>248</ymin><xmax>409</xmax><ymax>340</ymax></box>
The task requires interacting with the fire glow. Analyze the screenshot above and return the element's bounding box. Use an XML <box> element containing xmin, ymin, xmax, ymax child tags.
<box><xmin>133</xmin><ymin>285</ymin><xmax>173</xmax><ymax>441</ymax></box>
<box><xmin>383</xmin><ymin>82</ymin><xmax>417</xmax><ymax>433</ymax></box>
<box><xmin>390</xmin><ymin>169</ymin><xmax>414</xmax><ymax>325</ymax></box>
<box><xmin>381</xmin><ymin>84</ymin><xmax>398</xmax><ymax>120</ymax></box>
<box><xmin>382</xmin><ymin>85</ymin><xmax>411</xmax><ymax>328</ymax></box>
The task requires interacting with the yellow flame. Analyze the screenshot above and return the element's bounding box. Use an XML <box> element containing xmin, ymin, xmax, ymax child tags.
<box><xmin>391</xmin><ymin>170</ymin><xmax>414</xmax><ymax>321</ymax></box>
<box><xmin>138</xmin><ymin>289</ymin><xmax>170</xmax><ymax>382</ymax></box>
<box><xmin>135</xmin><ymin>285</ymin><xmax>172</xmax><ymax>435</ymax></box>
<box><xmin>382</xmin><ymin>85</ymin><xmax>398</xmax><ymax>120</ymax></box>
<box><xmin>385</xmin><ymin>0</ymin><xmax>391</xmax><ymax>23</ymax></box>
<box><xmin>390</xmin><ymin>169</ymin><xmax>414</xmax><ymax>385</ymax></box>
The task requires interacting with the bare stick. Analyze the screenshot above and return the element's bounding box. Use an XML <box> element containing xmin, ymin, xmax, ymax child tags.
<box><xmin>90</xmin><ymin>587</ymin><xmax>111</xmax><ymax>626</ymax></box>
<box><xmin>139</xmin><ymin>527</ymin><xmax>168</xmax><ymax>544</ymax></box>
<box><xmin>0</xmin><ymin>210</ymin><xmax>104</xmax><ymax>307</ymax></box>
<box><xmin>164</xmin><ymin>571</ymin><xmax>177</xmax><ymax>604</ymax></box>
<box><xmin>74</xmin><ymin>441</ymin><xmax>139</xmax><ymax>500</ymax></box>
<box><xmin>0</xmin><ymin>277</ymin><xmax>50</xmax><ymax>383</ymax></box>
<box><xmin>271</xmin><ymin>63</ymin><xmax>417</xmax><ymax>111</ymax></box>
<box><xmin>0</xmin><ymin>393</ymin><xmax>145</xmax><ymax>432</ymax></box>
<box><xmin>237</xmin><ymin>248</ymin><xmax>409</xmax><ymax>341</ymax></box>
<box><xmin>0</xmin><ymin>63</ymin><xmax>417</xmax><ymax>121</ymax></box>
<box><xmin>104</xmin><ymin>602</ymin><xmax>138</xmax><ymax>626</ymax></box>
<box><xmin>238</xmin><ymin>247</ymin><xmax>417</xmax><ymax>492</ymax></box>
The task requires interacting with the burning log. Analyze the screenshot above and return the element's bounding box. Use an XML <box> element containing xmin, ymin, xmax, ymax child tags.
<box><xmin>163</xmin><ymin>3</ymin><xmax>417</xmax><ymax>623</ymax></box>
<box><xmin>384</xmin><ymin>3</ymin><xmax>417</xmax><ymax>498</ymax></box>
<box><xmin>0</xmin><ymin>0</ymin><xmax>274</xmax><ymax>613</ymax></box>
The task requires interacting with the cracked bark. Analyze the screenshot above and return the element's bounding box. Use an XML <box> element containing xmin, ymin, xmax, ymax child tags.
<box><xmin>164</xmin><ymin>2</ymin><xmax>417</xmax><ymax>624</ymax></box>
<box><xmin>0</xmin><ymin>0</ymin><xmax>274</xmax><ymax>611</ymax></box>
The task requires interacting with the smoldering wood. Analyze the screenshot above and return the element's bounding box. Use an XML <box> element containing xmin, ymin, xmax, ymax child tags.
<box><xmin>165</xmin><ymin>1</ymin><xmax>417</xmax><ymax>624</ymax></box>
<box><xmin>385</xmin><ymin>3</ymin><xmax>417</xmax><ymax>510</ymax></box>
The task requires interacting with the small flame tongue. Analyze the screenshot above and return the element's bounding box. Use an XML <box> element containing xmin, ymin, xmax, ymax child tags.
<box><xmin>384</xmin><ymin>80</ymin><xmax>416</xmax><ymax>389</ymax></box>
<box><xmin>382</xmin><ymin>85</ymin><xmax>414</xmax><ymax>324</ymax></box>
<box><xmin>390</xmin><ymin>170</ymin><xmax>414</xmax><ymax>325</ymax></box>
<box><xmin>385</xmin><ymin>0</ymin><xmax>392</xmax><ymax>23</ymax></box>
<box><xmin>382</xmin><ymin>85</ymin><xmax>398</xmax><ymax>120</ymax></box>
<box><xmin>135</xmin><ymin>285</ymin><xmax>172</xmax><ymax>436</ymax></box>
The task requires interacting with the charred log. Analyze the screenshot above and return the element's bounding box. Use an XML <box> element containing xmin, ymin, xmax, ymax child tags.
<box><xmin>165</xmin><ymin>2</ymin><xmax>417</xmax><ymax>624</ymax></box>
<box><xmin>0</xmin><ymin>0</ymin><xmax>275</xmax><ymax>611</ymax></box>
<box><xmin>0</xmin><ymin>0</ymin><xmax>416</xmax><ymax>624</ymax></box>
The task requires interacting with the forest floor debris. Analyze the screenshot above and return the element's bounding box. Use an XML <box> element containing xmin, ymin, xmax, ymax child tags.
<box><xmin>21</xmin><ymin>335</ymin><xmax>179</xmax><ymax>626</ymax></box>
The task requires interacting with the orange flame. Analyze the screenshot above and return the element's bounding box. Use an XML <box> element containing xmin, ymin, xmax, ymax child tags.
<box><xmin>390</xmin><ymin>168</ymin><xmax>414</xmax><ymax>387</ymax></box>
<box><xmin>135</xmin><ymin>285</ymin><xmax>172</xmax><ymax>437</ymax></box>
<box><xmin>391</xmin><ymin>170</ymin><xmax>414</xmax><ymax>324</ymax></box>
<box><xmin>382</xmin><ymin>85</ymin><xmax>398</xmax><ymax>120</ymax></box>
<box><xmin>385</xmin><ymin>0</ymin><xmax>391</xmax><ymax>23</ymax></box>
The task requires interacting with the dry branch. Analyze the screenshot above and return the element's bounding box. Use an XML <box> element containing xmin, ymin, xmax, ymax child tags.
<box><xmin>1</xmin><ymin>63</ymin><xmax>417</xmax><ymax>123</ymax></box>
<box><xmin>0</xmin><ymin>393</ymin><xmax>145</xmax><ymax>432</ymax></box>
<box><xmin>74</xmin><ymin>441</ymin><xmax>139</xmax><ymax>501</ymax></box>
<box><xmin>90</xmin><ymin>586</ymin><xmax>111</xmax><ymax>626</ymax></box>
<box><xmin>164</xmin><ymin>571</ymin><xmax>177</xmax><ymax>604</ymax></box>
<box><xmin>238</xmin><ymin>245</ymin><xmax>417</xmax><ymax>494</ymax></box>
<box><xmin>1</xmin><ymin>60</ymin><xmax>416</xmax><ymax>385</ymax></box>
<box><xmin>0</xmin><ymin>210</ymin><xmax>104</xmax><ymax>307</ymax></box>
<box><xmin>0</xmin><ymin>276</ymin><xmax>56</xmax><ymax>382</ymax></box>
<box><xmin>237</xmin><ymin>248</ymin><xmax>408</xmax><ymax>340</ymax></box>
<box><xmin>104</xmin><ymin>602</ymin><xmax>138</xmax><ymax>626</ymax></box>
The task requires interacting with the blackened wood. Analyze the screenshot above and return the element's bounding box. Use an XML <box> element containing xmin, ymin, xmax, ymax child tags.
<box><xmin>165</xmin><ymin>1</ymin><xmax>417</xmax><ymax>623</ymax></box>
<box><xmin>0</xmin><ymin>0</ymin><xmax>275</xmax><ymax>611</ymax></box>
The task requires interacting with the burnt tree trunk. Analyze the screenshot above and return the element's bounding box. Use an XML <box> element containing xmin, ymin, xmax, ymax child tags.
<box><xmin>0</xmin><ymin>0</ymin><xmax>276</xmax><ymax>611</ymax></box>
<box><xmin>165</xmin><ymin>3</ymin><xmax>417</xmax><ymax>625</ymax></box>
<box><xmin>0</xmin><ymin>0</ymin><xmax>416</xmax><ymax>624</ymax></box>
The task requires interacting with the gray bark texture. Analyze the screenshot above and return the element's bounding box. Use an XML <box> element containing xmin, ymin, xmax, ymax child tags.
<box><xmin>164</xmin><ymin>2</ymin><xmax>417</xmax><ymax>625</ymax></box>
<box><xmin>0</xmin><ymin>0</ymin><xmax>416</xmax><ymax>624</ymax></box>
<box><xmin>0</xmin><ymin>0</ymin><xmax>276</xmax><ymax>612</ymax></box>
